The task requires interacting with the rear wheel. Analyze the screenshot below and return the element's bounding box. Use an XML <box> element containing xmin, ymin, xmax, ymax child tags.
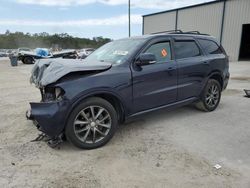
<box><xmin>65</xmin><ymin>97</ymin><xmax>118</xmax><ymax>149</ymax></box>
<box><xmin>195</xmin><ymin>79</ymin><xmax>221</xmax><ymax>112</ymax></box>
<box><xmin>23</xmin><ymin>56</ymin><xmax>34</xmax><ymax>64</ymax></box>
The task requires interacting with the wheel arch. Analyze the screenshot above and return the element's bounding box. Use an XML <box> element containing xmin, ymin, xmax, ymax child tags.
<box><xmin>92</xmin><ymin>93</ymin><xmax>126</xmax><ymax>123</ymax></box>
<box><xmin>208</xmin><ymin>71</ymin><xmax>224</xmax><ymax>89</ymax></box>
<box><xmin>199</xmin><ymin>71</ymin><xmax>224</xmax><ymax>97</ymax></box>
<box><xmin>68</xmin><ymin>90</ymin><xmax>126</xmax><ymax>125</ymax></box>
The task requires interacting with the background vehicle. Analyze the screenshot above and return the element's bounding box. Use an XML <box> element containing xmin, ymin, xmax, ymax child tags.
<box><xmin>0</xmin><ymin>51</ymin><xmax>7</xmax><ymax>57</ymax></box>
<box><xmin>18</xmin><ymin>47</ymin><xmax>31</xmax><ymax>52</ymax></box>
<box><xmin>16</xmin><ymin>47</ymin><xmax>33</xmax><ymax>64</ymax></box>
<box><xmin>0</xmin><ymin>49</ymin><xmax>10</xmax><ymax>57</ymax></box>
<box><xmin>78</xmin><ymin>48</ymin><xmax>95</xmax><ymax>59</ymax></box>
<box><xmin>6</xmin><ymin>49</ymin><xmax>13</xmax><ymax>56</ymax></box>
<box><xmin>27</xmin><ymin>31</ymin><xmax>230</xmax><ymax>149</ymax></box>
<box><xmin>17</xmin><ymin>48</ymin><xmax>78</xmax><ymax>64</ymax></box>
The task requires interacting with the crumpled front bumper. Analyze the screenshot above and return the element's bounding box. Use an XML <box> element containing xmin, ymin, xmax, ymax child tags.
<box><xmin>26</xmin><ymin>100</ymin><xmax>69</xmax><ymax>138</ymax></box>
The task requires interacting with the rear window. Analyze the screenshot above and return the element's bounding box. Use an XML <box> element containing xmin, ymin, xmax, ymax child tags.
<box><xmin>174</xmin><ymin>41</ymin><xmax>200</xmax><ymax>59</ymax></box>
<box><xmin>198</xmin><ymin>39</ymin><xmax>223</xmax><ymax>54</ymax></box>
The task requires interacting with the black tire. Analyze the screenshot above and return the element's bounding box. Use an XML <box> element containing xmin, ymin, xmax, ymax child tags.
<box><xmin>65</xmin><ymin>97</ymin><xmax>118</xmax><ymax>149</ymax></box>
<box><xmin>23</xmin><ymin>56</ymin><xmax>34</xmax><ymax>64</ymax></box>
<box><xmin>195</xmin><ymin>79</ymin><xmax>221</xmax><ymax>112</ymax></box>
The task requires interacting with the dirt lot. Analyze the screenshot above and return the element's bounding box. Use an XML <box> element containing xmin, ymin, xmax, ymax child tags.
<box><xmin>0</xmin><ymin>59</ymin><xmax>250</xmax><ymax>188</ymax></box>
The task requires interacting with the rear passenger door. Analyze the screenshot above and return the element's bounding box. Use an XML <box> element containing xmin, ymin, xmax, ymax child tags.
<box><xmin>174</xmin><ymin>38</ymin><xmax>210</xmax><ymax>101</ymax></box>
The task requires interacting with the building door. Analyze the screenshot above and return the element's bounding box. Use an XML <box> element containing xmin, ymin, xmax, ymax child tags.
<box><xmin>239</xmin><ymin>24</ymin><xmax>250</xmax><ymax>60</ymax></box>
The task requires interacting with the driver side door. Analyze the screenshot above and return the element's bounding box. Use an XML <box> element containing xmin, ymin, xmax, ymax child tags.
<box><xmin>131</xmin><ymin>38</ymin><xmax>177</xmax><ymax>113</ymax></box>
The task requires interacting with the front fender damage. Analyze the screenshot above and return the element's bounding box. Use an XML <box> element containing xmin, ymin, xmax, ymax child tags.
<box><xmin>27</xmin><ymin>59</ymin><xmax>112</xmax><ymax>147</ymax></box>
<box><xmin>26</xmin><ymin>99</ymin><xmax>70</xmax><ymax>148</ymax></box>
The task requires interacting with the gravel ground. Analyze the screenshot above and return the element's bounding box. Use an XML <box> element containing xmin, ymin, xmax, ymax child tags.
<box><xmin>0</xmin><ymin>59</ymin><xmax>250</xmax><ymax>188</ymax></box>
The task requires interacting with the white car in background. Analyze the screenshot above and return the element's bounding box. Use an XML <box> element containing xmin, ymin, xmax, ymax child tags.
<box><xmin>78</xmin><ymin>48</ymin><xmax>95</xmax><ymax>59</ymax></box>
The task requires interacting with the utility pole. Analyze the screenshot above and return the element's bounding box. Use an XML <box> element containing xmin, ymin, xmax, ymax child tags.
<box><xmin>128</xmin><ymin>0</ymin><xmax>131</xmax><ymax>37</ymax></box>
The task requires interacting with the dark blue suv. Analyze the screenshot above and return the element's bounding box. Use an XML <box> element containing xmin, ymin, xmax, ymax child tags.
<box><xmin>27</xmin><ymin>32</ymin><xmax>230</xmax><ymax>149</ymax></box>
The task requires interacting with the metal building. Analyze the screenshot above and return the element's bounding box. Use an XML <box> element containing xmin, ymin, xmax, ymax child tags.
<box><xmin>142</xmin><ymin>0</ymin><xmax>250</xmax><ymax>61</ymax></box>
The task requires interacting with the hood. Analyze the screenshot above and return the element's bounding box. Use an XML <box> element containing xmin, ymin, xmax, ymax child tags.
<box><xmin>30</xmin><ymin>58</ymin><xmax>112</xmax><ymax>88</ymax></box>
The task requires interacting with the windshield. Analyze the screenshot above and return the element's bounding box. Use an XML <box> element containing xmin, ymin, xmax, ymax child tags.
<box><xmin>85</xmin><ymin>38</ymin><xmax>146</xmax><ymax>64</ymax></box>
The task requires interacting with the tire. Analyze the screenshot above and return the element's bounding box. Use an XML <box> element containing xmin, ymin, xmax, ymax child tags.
<box><xmin>65</xmin><ymin>97</ymin><xmax>118</xmax><ymax>149</ymax></box>
<box><xmin>195</xmin><ymin>79</ymin><xmax>221</xmax><ymax>112</ymax></box>
<box><xmin>23</xmin><ymin>56</ymin><xmax>34</xmax><ymax>64</ymax></box>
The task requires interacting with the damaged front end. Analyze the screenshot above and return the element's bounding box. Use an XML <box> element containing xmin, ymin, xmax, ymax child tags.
<box><xmin>26</xmin><ymin>86</ymin><xmax>69</xmax><ymax>147</ymax></box>
<box><xmin>26</xmin><ymin>59</ymin><xmax>112</xmax><ymax>147</ymax></box>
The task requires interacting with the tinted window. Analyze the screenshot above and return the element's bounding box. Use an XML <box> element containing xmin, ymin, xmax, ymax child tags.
<box><xmin>174</xmin><ymin>41</ymin><xmax>200</xmax><ymax>59</ymax></box>
<box><xmin>198</xmin><ymin>39</ymin><xmax>223</xmax><ymax>54</ymax></box>
<box><xmin>145</xmin><ymin>42</ymin><xmax>171</xmax><ymax>63</ymax></box>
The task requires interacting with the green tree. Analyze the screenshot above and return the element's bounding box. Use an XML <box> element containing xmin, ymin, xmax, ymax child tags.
<box><xmin>0</xmin><ymin>30</ymin><xmax>112</xmax><ymax>49</ymax></box>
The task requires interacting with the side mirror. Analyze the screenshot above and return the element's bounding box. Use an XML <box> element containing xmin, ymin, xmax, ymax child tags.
<box><xmin>136</xmin><ymin>53</ymin><xmax>156</xmax><ymax>66</ymax></box>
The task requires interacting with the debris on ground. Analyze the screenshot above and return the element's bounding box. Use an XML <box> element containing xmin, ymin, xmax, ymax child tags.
<box><xmin>244</xmin><ymin>89</ymin><xmax>250</xmax><ymax>98</ymax></box>
<box><xmin>214</xmin><ymin>164</ymin><xmax>222</xmax><ymax>169</ymax></box>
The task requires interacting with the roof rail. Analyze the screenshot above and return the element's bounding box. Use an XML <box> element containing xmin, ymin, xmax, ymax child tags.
<box><xmin>183</xmin><ymin>31</ymin><xmax>210</xmax><ymax>36</ymax></box>
<box><xmin>184</xmin><ymin>31</ymin><xmax>200</xmax><ymax>34</ymax></box>
<box><xmin>151</xmin><ymin>30</ymin><xmax>210</xmax><ymax>36</ymax></box>
<box><xmin>151</xmin><ymin>30</ymin><xmax>183</xmax><ymax>34</ymax></box>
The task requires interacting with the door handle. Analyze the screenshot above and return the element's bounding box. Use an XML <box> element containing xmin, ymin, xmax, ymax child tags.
<box><xmin>167</xmin><ymin>67</ymin><xmax>174</xmax><ymax>71</ymax></box>
<box><xmin>166</xmin><ymin>67</ymin><xmax>175</xmax><ymax>76</ymax></box>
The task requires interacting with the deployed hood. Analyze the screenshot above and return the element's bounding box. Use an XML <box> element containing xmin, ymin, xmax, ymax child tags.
<box><xmin>30</xmin><ymin>58</ymin><xmax>112</xmax><ymax>88</ymax></box>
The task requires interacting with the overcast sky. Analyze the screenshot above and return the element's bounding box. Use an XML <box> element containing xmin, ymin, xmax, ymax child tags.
<box><xmin>0</xmin><ymin>0</ymin><xmax>214</xmax><ymax>39</ymax></box>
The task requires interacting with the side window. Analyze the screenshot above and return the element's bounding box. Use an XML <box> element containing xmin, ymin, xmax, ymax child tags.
<box><xmin>198</xmin><ymin>39</ymin><xmax>223</xmax><ymax>54</ymax></box>
<box><xmin>145</xmin><ymin>42</ymin><xmax>171</xmax><ymax>63</ymax></box>
<box><xmin>174</xmin><ymin>41</ymin><xmax>201</xmax><ymax>59</ymax></box>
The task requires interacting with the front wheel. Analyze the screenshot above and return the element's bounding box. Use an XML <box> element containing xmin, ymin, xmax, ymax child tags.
<box><xmin>65</xmin><ymin>97</ymin><xmax>118</xmax><ymax>149</ymax></box>
<box><xmin>195</xmin><ymin>79</ymin><xmax>221</xmax><ymax>112</ymax></box>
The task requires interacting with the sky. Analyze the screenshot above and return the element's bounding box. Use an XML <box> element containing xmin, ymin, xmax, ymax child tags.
<box><xmin>0</xmin><ymin>0</ymin><xmax>214</xmax><ymax>39</ymax></box>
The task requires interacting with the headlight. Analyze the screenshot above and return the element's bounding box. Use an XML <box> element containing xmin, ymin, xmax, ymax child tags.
<box><xmin>55</xmin><ymin>87</ymin><xmax>64</xmax><ymax>100</ymax></box>
<box><xmin>42</xmin><ymin>87</ymin><xmax>65</xmax><ymax>102</ymax></box>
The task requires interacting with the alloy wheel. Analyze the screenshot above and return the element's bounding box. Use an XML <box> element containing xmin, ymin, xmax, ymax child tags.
<box><xmin>205</xmin><ymin>84</ymin><xmax>219</xmax><ymax>108</ymax></box>
<box><xmin>73</xmin><ymin>106</ymin><xmax>112</xmax><ymax>144</ymax></box>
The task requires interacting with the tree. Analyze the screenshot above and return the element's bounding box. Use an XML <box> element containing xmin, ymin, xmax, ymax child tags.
<box><xmin>5</xmin><ymin>30</ymin><xmax>10</xmax><ymax>35</ymax></box>
<box><xmin>0</xmin><ymin>31</ymin><xmax>112</xmax><ymax>49</ymax></box>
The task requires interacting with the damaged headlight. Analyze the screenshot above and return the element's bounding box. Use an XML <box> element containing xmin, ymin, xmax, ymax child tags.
<box><xmin>55</xmin><ymin>87</ymin><xmax>64</xmax><ymax>99</ymax></box>
<box><xmin>41</xmin><ymin>87</ymin><xmax>65</xmax><ymax>102</ymax></box>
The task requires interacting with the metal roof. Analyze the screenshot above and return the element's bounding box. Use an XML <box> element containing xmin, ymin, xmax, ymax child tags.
<box><xmin>142</xmin><ymin>0</ymin><xmax>225</xmax><ymax>17</ymax></box>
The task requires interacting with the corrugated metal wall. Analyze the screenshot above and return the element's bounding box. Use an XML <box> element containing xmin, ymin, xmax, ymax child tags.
<box><xmin>143</xmin><ymin>11</ymin><xmax>176</xmax><ymax>34</ymax></box>
<box><xmin>142</xmin><ymin>0</ymin><xmax>250</xmax><ymax>61</ymax></box>
<box><xmin>222</xmin><ymin>0</ymin><xmax>250</xmax><ymax>61</ymax></box>
<box><xmin>177</xmin><ymin>2</ymin><xmax>223</xmax><ymax>40</ymax></box>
